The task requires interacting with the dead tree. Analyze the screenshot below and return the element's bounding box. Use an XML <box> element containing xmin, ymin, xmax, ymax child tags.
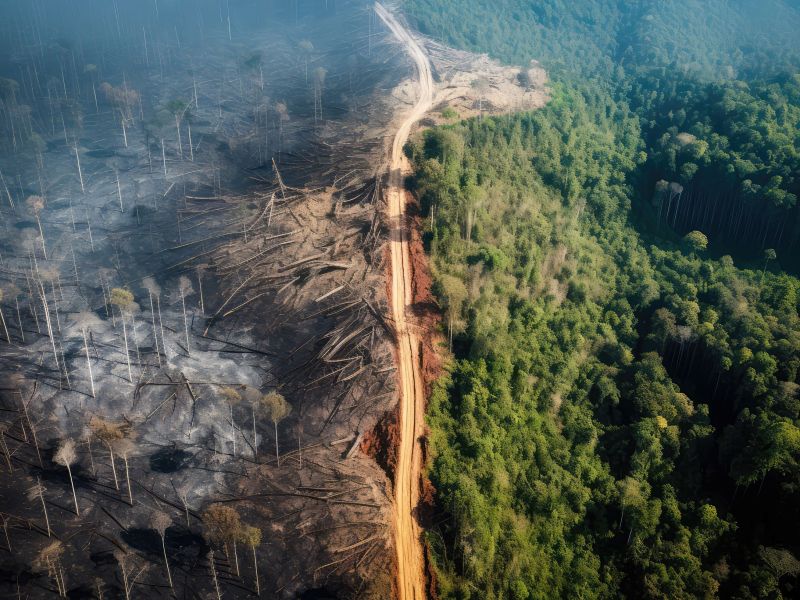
<box><xmin>100</xmin><ymin>82</ymin><xmax>139</xmax><ymax>147</ymax></box>
<box><xmin>142</xmin><ymin>277</ymin><xmax>163</xmax><ymax>366</ymax></box>
<box><xmin>114</xmin><ymin>550</ymin><xmax>148</xmax><ymax>600</ymax></box>
<box><xmin>74</xmin><ymin>310</ymin><xmax>101</xmax><ymax>397</ymax></box>
<box><xmin>15</xmin><ymin>378</ymin><xmax>42</xmax><ymax>467</ymax></box>
<box><xmin>74</xmin><ymin>144</ymin><xmax>85</xmax><ymax>192</ymax></box>
<box><xmin>89</xmin><ymin>417</ymin><xmax>125</xmax><ymax>490</ymax></box>
<box><xmin>7</xmin><ymin>283</ymin><xmax>24</xmax><ymax>342</ymax></box>
<box><xmin>27</xmin><ymin>477</ymin><xmax>51</xmax><ymax>537</ymax></box>
<box><xmin>0</xmin><ymin>424</ymin><xmax>12</xmax><ymax>472</ymax></box>
<box><xmin>115</xmin><ymin>437</ymin><xmax>136</xmax><ymax>505</ymax></box>
<box><xmin>110</xmin><ymin>288</ymin><xmax>135</xmax><ymax>382</ymax></box>
<box><xmin>53</xmin><ymin>439</ymin><xmax>80</xmax><ymax>515</ymax></box>
<box><xmin>240</xmin><ymin>385</ymin><xmax>261</xmax><ymax>459</ymax></box>
<box><xmin>175</xmin><ymin>484</ymin><xmax>192</xmax><ymax>527</ymax></box>
<box><xmin>299</xmin><ymin>39</ymin><xmax>314</xmax><ymax>83</ymax></box>
<box><xmin>81</xmin><ymin>426</ymin><xmax>96</xmax><ymax>477</ymax></box>
<box><xmin>208</xmin><ymin>549</ymin><xmax>222</xmax><ymax>600</ymax></box>
<box><xmin>220</xmin><ymin>386</ymin><xmax>242</xmax><ymax>456</ymax></box>
<box><xmin>313</xmin><ymin>67</ymin><xmax>327</xmax><ymax>123</ymax></box>
<box><xmin>166</xmin><ymin>100</ymin><xmax>191</xmax><ymax>160</ymax></box>
<box><xmin>195</xmin><ymin>264</ymin><xmax>208</xmax><ymax>314</ymax></box>
<box><xmin>26</xmin><ymin>195</ymin><xmax>47</xmax><ymax>260</ymax></box>
<box><xmin>0</xmin><ymin>513</ymin><xmax>11</xmax><ymax>551</ymax></box>
<box><xmin>177</xmin><ymin>276</ymin><xmax>193</xmax><ymax>356</ymax></box>
<box><xmin>0</xmin><ymin>289</ymin><xmax>10</xmax><ymax>342</ymax></box>
<box><xmin>35</xmin><ymin>540</ymin><xmax>67</xmax><ymax>597</ymax></box>
<box><xmin>151</xmin><ymin>512</ymin><xmax>174</xmax><ymax>590</ymax></box>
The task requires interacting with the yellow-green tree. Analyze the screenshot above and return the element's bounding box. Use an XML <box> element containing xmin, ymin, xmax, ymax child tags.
<box><xmin>261</xmin><ymin>391</ymin><xmax>291</xmax><ymax>466</ymax></box>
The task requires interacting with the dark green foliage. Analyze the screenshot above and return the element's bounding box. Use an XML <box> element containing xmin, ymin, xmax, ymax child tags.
<box><xmin>405</xmin><ymin>1</ymin><xmax>800</xmax><ymax>597</ymax></box>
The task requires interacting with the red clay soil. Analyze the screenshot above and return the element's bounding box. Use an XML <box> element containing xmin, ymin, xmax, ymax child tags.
<box><xmin>408</xmin><ymin>188</ymin><xmax>444</xmax><ymax>599</ymax></box>
<box><xmin>361</xmin><ymin>191</ymin><xmax>442</xmax><ymax>490</ymax></box>
<box><xmin>405</xmin><ymin>190</ymin><xmax>443</xmax><ymax>398</ymax></box>
<box><xmin>361</xmin><ymin>406</ymin><xmax>401</xmax><ymax>482</ymax></box>
<box><xmin>361</xmin><ymin>183</ymin><xmax>444</xmax><ymax>599</ymax></box>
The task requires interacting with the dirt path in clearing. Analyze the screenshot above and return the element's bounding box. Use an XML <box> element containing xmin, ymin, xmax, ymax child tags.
<box><xmin>375</xmin><ymin>3</ymin><xmax>432</xmax><ymax>599</ymax></box>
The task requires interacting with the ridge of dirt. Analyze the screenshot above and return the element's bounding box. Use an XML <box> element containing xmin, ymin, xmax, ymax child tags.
<box><xmin>405</xmin><ymin>193</ymin><xmax>444</xmax><ymax>400</ymax></box>
<box><xmin>360</xmin><ymin>407</ymin><xmax>400</xmax><ymax>483</ymax></box>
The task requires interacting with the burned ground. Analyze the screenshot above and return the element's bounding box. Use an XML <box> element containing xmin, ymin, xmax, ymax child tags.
<box><xmin>0</xmin><ymin>1</ymin><xmax>414</xmax><ymax>597</ymax></box>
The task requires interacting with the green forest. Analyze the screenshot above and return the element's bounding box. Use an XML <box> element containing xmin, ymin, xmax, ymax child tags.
<box><xmin>401</xmin><ymin>0</ymin><xmax>800</xmax><ymax>598</ymax></box>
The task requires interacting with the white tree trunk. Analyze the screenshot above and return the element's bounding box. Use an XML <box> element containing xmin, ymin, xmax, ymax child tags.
<box><xmin>66</xmin><ymin>464</ymin><xmax>79</xmax><ymax>515</ymax></box>
<box><xmin>121</xmin><ymin>312</ymin><xmax>133</xmax><ymax>382</ymax></box>
<box><xmin>161</xmin><ymin>536</ymin><xmax>173</xmax><ymax>588</ymax></box>
<box><xmin>82</xmin><ymin>327</ymin><xmax>95</xmax><ymax>397</ymax></box>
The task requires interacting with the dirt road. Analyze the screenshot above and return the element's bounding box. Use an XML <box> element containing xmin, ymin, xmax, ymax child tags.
<box><xmin>375</xmin><ymin>3</ymin><xmax>433</xmax><ymax>599</ymax></box>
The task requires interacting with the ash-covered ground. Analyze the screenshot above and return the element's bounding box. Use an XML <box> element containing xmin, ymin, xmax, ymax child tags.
<box><xmin>0</xmin><ymin>1</ymin><xmax>415</xmax><ymax>597</ymax></box>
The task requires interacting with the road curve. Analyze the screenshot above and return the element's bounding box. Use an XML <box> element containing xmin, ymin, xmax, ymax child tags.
<box><xmin>375</xmin><ymin>3</ymin><xmax>433</xmax><ymax>599</ymax></box>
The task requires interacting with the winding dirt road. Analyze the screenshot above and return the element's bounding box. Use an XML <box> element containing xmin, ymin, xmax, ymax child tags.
<box><xmin>375</xmin><ymin>3</ymin><xmax>433</xmax><ymax>599</ymax></box>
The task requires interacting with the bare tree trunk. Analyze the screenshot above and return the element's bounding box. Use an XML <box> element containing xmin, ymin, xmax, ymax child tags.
<box><xmin>188</xmin><ymin>122</ymin><xmax>194</xmax><ymax>161</ymax></box>
<box><xmin>57</xmin><ymin>564</ymin><xmax>66</xmax><ymax>597</ymax></box>
<box><xmin>197</xmin><ymin>272</ymin><xmax>204</xmax><ymax>314</ymax></box>
<box><xmin>132</xmin><ymin>313</ymin><xmax>141</xmax><ymax>368</ymax></box>
<box><xmin>22</xmin><ymin>403</ymin><xmax>42</xmax><ymax>467</ymax></box>
<box><xmin>174</xmin><ymin>114</ymin><xmax>182</xmax><ymax>159</ymax></box>
<box><xmin>0</xmin><ymin>168</ymin><xmax>15</xmax><ymax>208</ymax></box>
<box><xmin>230</xmin><ymin>403</ymin><xmax>236</xmax><ymax>456</ymax></box>
<box><xmin>82</xmin><ymin>327</ymin><xmax>95</xmax><ymax>397</ymax></box>
<box><xmin>161</xmin><ymin>535</ymin><xmax>173</xmax><ymax>589</ymax></box>
<box><xmin>148</xmin><ymin>292</ymin><xmax>161</xmax><ymax>367</ymax></box>
<box><xmin>108</xmin><ymin>445</ymin><xmax>119</xmax><ymax>490</ymax></box>
<box><xmin>252</xmin><ymin>404</ymin><xmax>257</xmax><ymax>460</ymax></box>
<box><xmin>66</xmin><ymin>464</ymin><xmax>79</xmax><ymax>515</ymax></box>
<box><xmin>86</xmin><ymin>438</ymin><xmax>95</xmax><ymax>476</ymax></box>
<box><xmin>180</xmin><ymin>289</ymin><xmax>190</xmax><ymax>356</ymax></box>
<box><xmin>38</xmin><ymin>282</ymin><xmax>62</xmax><ymax>380</ymax></box>
<box><xmin>157</xmin><ymin>295</ymin><xmax>166</xmax><ymax>359</ymax></box>
<box><xmin>120</xmin><ymin>562</ymin><xmax>131</xmax><ymax>600</ymax></box>
<box><xmin>124</xmin><ymin>456</ymin><xmax>133</xmax><ymax>505</ymax></box>
<box><xmin>116</xmin><ymin>174</ymin><xmax>124</xmax><ymax>212</ymax></box>
<box><xmin>252</xmin><ymin>545</ymin><xmax>260</xmax><ymax>595</ymax></box>
<box><xmin>161</xmin><ymin>138</ymin><xmax>167</xmax><ymax>177</ymax></box>
<box><xmin>1</xmin><ymin>518</ymin><xmax>10</xmax><ymax>551</ymax></box>
<box><xmin>274</xmin><ymin>421</ymin><xmax>279</xmax><ymax>466</ymax></box>
<box><xmin>35</xmin><ymin>214</ymin><xmax>47</xmax><ymax>259</ymax></box>
<box><xmin>120</xmin><ymin>311</ymin><xmax>133</xmax><ymax>382</ymax></box>
<box><xmin>74</xmin><ymin>145</ymin><xmax>84</xmax><ymax>193</ymax></box>
<box><xmin>209</xmin><ymin>550</ymin><xmax>222</xmax><ymax>600</ymax></box>
<box><xmin>15</xmin><ymin>296</ymin><xmax>24</xmax><ymax>342</ymax></box>
<box><xmin>0</xmin><ymin>308</ymin><xmax>10</xmax><ymax>343</ymax></box>
<box><xmin>0</xmin><ymin>432</ymin><xmax>12</xmax><ymax>472</ymax></box>
<box><xmin>37</xmin><ymin>478</ymin><xmax>51</xmax><ymax>536</ymax></box>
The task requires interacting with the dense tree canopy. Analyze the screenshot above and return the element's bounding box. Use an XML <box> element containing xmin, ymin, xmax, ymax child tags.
<box><xmin>403</xmin><ymin>0</ymin><xmax>800</xmax><ymax>597</ymax></box>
